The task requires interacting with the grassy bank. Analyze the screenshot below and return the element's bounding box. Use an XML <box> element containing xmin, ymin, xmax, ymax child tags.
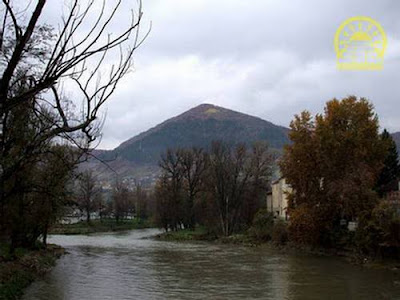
<box><xmin>155</xmin><ymin>228</ymin><xmax>260</xmax><ymax>246</ymax></box>
<box><xmin>156</xmin><ymin>228</ymin><xmax>352</xmax><ymax>253</ymax></box>
<box><xmin>156</xmin><ymin>228</ymin><xmax>400</xmax><ymax>272</ymax></box>
<box><xmin>0</xmin><ymin>243</ymin><xmax>65</xmax><ymax>300</ymax></box>
<box><xmin>50</xmin><ymin>218</ymin><xmax>153</xmax><ymax>235</ymax></box>
<box><xmin>155</xmin><ymin>227</ymin><xmax>218</xmax><ymax>242</ymax></box>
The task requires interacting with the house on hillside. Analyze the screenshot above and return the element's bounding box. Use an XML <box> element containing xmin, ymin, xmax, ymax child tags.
<box><xmin>266</xmin><ymin>178</ymin><xmax>292</xmax><ymax>220</ymax></box>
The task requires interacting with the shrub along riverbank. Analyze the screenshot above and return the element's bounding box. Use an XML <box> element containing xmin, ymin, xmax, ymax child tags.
<box><xmin>155</xmin><ymin>210</ymin><xmax>288</xmax><ymax>246</ymax></box>
<box><xmin>0</xmin><ymin>243</ymin><xmax>65</xmax><ymax>300</ymax></box>
<box><xmin>49</xmin><ymin>218</ymin><xmax>154</xmax><ymax>235</ymax></box>
<box><xmin>155</xmin><ymin>209</ymin><xmax>400</xmax><ymax>272</ymax></box>
<box><xmin>155</xmin><ymin>226</ymin><xmax>400</xmax><ymax>271</ymax></box>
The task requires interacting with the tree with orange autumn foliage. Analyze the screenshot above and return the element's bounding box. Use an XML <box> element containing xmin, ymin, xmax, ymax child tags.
<box><xmin>281</xmin><ymin>96</ymin><xmax>387</xmax><ymax>247</ymax></box>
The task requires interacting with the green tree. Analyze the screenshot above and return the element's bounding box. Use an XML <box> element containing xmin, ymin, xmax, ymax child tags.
<box><xmin>6</xmin><ymin>144</ymin><xmax>77</xmax><ymax>249</ymax></box>
<box><xmin>33</xmin><ymin>146</ymin><xmax>78</xmax><ymax>246</ymax></box>
<box><xmin>356</xmin><ymin>202</ymin><xmax>400</xmax><ymax>257</ymax></box>
<box><xmin>375</xmin><ymin>129</ymin><xmax>400</xmax><ymax>197</ymax></box>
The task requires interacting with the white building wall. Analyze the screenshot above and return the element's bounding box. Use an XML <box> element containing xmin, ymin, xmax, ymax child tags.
<box><xmin>268</xmin><ymin>178</ymin><xmax>292</xmax><ymax>220</ymax></box>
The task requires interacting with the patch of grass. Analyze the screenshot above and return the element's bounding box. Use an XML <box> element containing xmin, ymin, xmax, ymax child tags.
<box><xmin>0</xmin><ymin>243</ymin><xmax>64</xmax><ymax>300</ymax></box>
<box><xmin>49</xmin><ymin>218</ymin><xmax>154</xmax><ymax>235</ymax></box>
<box><xmin>156</xmin><ymin>227</ymin><xmax>276</xmax><ymax>247</ymax></box>
<box><xmin>156</xmin><ymin>227</ymin><xmax>217</xmax><ymax>242</ymax></box>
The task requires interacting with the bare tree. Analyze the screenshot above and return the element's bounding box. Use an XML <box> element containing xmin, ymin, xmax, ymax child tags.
<box><xmin>207</xmin><ymin>141</ymin><xmax>273</xmax><ymax>236</ymax></box>
<box><xmin>157</xmin><ymin>149</ymin><xmax>184</xmax><ymax>231</ymax></box>
<box><xmin>155</xmin><ymin>143</ymin><xmax>273</xmax><ymax>235</ymax></box>
<box><xmin>112</xmin><ymin>180</ymin><xmax>132</xmax><ymax>222</ymax></box>
<box><xmin>133</xmin><ymin>181</ymin><xmax>148</xmax><ymax>221</ymax></box>
<box><xmin>155</xmin><ymin>175</ymin><xmax>173</xmax><ymax>232</ymax></box>
<box><xmin>0</xmin><ymin>0</ymin><xmax>147</xmax><ymax>157</ymax></box>
<box><xmin>242</xmin><ymin>142</ymin><xmax>274</xmax><ymax>226</ymax></box>
<box><xmin>207</xmin><ymin>142</ymin><xmax>246</xmax><ymax>236</ymax></box>
<box><xmin>76</xmin><ymin>170</ymin><xmax>99</xmax><ymax>223</ymax></box>
<box><xmin>179</xmin><ymin>147</ymin><xmax>207</xmax><ymax>229</ymax></box>
<box><xmin>0</xmin><ymin>0</ymin><xmax>148</xmax><ymax>248</ymax></box>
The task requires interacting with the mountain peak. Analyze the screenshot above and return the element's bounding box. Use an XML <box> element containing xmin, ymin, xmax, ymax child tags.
<box><xmin>116</xmin><ymin>102</ymin><xmax>289</xmax><ymax>157</ymax></box>
<box><xmin>174</xmin><ymin>103</ymin><xmax>227</xmax><ymax>120</ymax></box>
<box><xmin>88</xmin><ymin>104</ymin><xmax>290</xmax><ymax>181</ymax></box>
<box><xmin>174</xmin><ymin>103</ymin><xmax>270</xmax><ymax>124</ymax></box>
<box><xmin>196</xmin><ymin>103</ymin><xmax>221</xmax><ymax>114</ymax></box>
<box><xmin>194</xmin><ymin>103</ymin><xmax>217</xmax><ymax>109</ymax></box>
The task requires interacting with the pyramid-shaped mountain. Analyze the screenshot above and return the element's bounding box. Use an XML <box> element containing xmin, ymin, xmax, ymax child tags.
<box><xmin>86</xmin><ymin>104</ymin><xmax>290</xmax><ymax>181</ymax></box>
<box><xmin>107</xmin><ymin>103</ymin><xmax>289</xmax><ymax>164</ymax></box>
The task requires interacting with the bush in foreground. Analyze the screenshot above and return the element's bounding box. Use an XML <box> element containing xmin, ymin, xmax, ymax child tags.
<box><xmin>271</xmin><ymin>220</ymin><xmax>288</xmax><ymax>246</ymax></box>
<box><xmin>248</xmin><ymin>209</ymin><xmax>274</xmax><ymax>241</ymax></box>
<box><xmin>356</xmin><ymin>202</ymin><xmax>400</xmax><ymax>258</ymax></box>
<box><xmin>0</xmin><ymin>244</ymin><xmax>64</xmax><ymax>300</ymax></box>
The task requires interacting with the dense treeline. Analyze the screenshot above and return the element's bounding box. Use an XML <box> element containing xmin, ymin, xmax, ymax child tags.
<box><xmin>109</xmin><ymin>180</ymin><xmax>153</xmax><ymax>223</ymax></box>
<box><xmin>155</xmin><ymin>141</ymin><xmax>274</xmax><ymax>236</ymax></box>
<box><xmin>74</xmin><ymin>172</ymin><xmax>153</xmax><ymax>224</ymax></box>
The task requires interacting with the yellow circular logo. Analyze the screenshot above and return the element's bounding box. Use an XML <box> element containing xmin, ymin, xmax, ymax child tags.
<box><xmin>334</xmin><ymin>16</ymin><xmax>387</xmax><ymax>70</ymax></box>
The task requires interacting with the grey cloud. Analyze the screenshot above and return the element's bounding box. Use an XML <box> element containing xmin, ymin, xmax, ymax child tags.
<box><xmin>39</xmin><ymin>0</ymin><xmax>400</xmax><ymax>149</ymax></box>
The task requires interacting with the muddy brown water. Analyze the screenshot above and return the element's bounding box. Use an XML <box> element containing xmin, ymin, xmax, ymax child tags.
<box><xmin>23</xmin><ymin>228</ymin><xmax>400</xmax><ymax>299</ymax></box>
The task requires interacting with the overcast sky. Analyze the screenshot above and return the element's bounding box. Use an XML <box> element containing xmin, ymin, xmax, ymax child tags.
<box><xmin>41</xmin><ymin>0</ymin><xmax>400</xmax><ymax>149</ymax></box>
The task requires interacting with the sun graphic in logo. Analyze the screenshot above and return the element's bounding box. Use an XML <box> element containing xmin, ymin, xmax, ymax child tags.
<box><xmin>334</xmin><ymin>16</ymin><xmax>387</xmax><ymax>70</ymax></box>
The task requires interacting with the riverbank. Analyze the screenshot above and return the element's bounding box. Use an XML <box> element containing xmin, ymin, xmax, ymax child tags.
<box><xmin>50</xmin><ymin>218</ymin><xmax>153</xmax><ymax>235</ymax></box>
<box><xmin>155</xmin><ymin>228</ymin><xmax>260</xmax><ymax>246</ymax></box>
<box><xmin>155</xmin><ymin>227</ymin><xmax>218</xmax><ymax>242</ymax></box>
<box><xmin>155</xmin><ymin>229</ymin><xmax>400</xmax><ymax>271</ymax></box>
<box><xmin>0</xmin><ymin>243</ymin><xmax>65</xmax><ymax>300</ymax></box>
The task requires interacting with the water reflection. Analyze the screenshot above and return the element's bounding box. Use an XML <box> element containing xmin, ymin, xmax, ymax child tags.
<box><xmin>149</xmin><ymin>244</ymin><xmax>287</xmax><ymax>299</ymax></box>
<box><xmin>23</xmin><ymin>229</ymin><xmax>400</xmax><ymax>300</ymax></box>
<box><xmin>286</xmin><ymin>254</ymin><xmax>399</xmax><ymax>300</ymax></box>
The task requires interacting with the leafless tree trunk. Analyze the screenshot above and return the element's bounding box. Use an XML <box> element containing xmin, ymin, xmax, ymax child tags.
<box><xmin>179</xmin><ymin>147</ymin><xmax>207</xmax><ymax>229</ymax></box>
<box><xmin>207</xmin><ymin>141</ymin><xmax>273</xmax><ymax>236</ymax></box>
<box><xmin>76</xmin><ymin>170</ymin><xmax>99</xmax><ymax>223</ymax></box>
<box><xmin>0</xmin><ymin>0</ymin><xmax>148</xmax><ymax>247</ymax></box>
<box><xmin>112</xmin><ymin>180</ymin><xmax>132</xmax><ymax>222</ymax></box>
<box><xmin>159</xmin><ymin>149</ymin><xmax>184</xmax><ymax>231</ymax></box>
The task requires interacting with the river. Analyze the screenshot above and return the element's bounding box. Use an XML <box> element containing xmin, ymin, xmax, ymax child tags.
<box><xmin>23</xmin><ymin>228</ymin><xmax>400</xmax><ymax>299</ymax></box>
